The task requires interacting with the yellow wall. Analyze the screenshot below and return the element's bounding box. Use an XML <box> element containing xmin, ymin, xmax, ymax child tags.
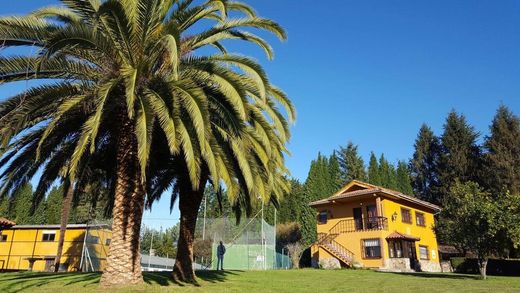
<box><xmin>314</xmin><ymin>195</ymin><xmax>440</xmax><ymax>268</ymax></box>
<box><xmin>0</xmin><ymin>227</ymin><xmax>111</xmax><ymax>272</ymax></box>
<box><xmin>382</xmin><ymin>199</ymin><xmax>440</xmax><ymax>263</ymax></box>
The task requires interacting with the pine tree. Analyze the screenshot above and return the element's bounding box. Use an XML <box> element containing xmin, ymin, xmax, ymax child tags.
<box><xmin>300</xmin><ymin>153</ymin><xmax>342</xmax><ymax>245</ymax></box>
<box><xmin>409</xmin><ymin>124</ymin><xmax>441</xmax><ymax>203</ymax></box>
<box><xmin>45</xmin><ymin>186</ymin><xmax>64</xmax><ymax>224</ymax></box>
<box><xmin>438</xmin><ymin>111</ymin><xmax>481</xmax><ymax>202</ymax></box>
<box><xmin>396</xmin><ymin>161</ymin><xmax>414</xmax><ymax>195</ymax></box>
<box><xmin>337</xmin><ymin>142</ymin><xmax>367</xmax><ymax>183</ymax></box>
<box><xmin>11</xmin><ymin>184</ymin><xmax>34</xmax><ymax>224</ymax></box>
<box><xmin>378</xmin><ymin>154</ymin><xmax>397</xmax><ymax>189</ymax></box>
<box><xmin>368</xmin><ymin>152</ymin><xmax>381</xmax><ymax>185</ymax></box>
<box><xmin>328</xmin><ymin>154</ymin><xmax>344</xmax><ymax>192</ymax></box>
<box><xmin>483</xmin><ymin>105</ymin><xmax>520</xmax><ymax>195</ymax></box>
<box><xmin>277</xmin><ymin>179</ymin><xmax>304</xmax><ymax>224</ymax></box>
<box><xmin>0</xmin><ymin>197</ymin><xmax>9</xmax><ymax>218</ymax></box>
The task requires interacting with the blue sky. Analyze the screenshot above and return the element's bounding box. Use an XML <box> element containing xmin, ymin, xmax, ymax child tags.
<box><xmin>2</xmin><ymin>1</ymin><xmax>520</xmax><ymax>229</ymax></box>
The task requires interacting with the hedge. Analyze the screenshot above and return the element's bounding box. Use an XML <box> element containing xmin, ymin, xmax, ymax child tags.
<box><xmin>451</xmin><ymin>257</ymin><xmax>520</xmax><ymax>276</ymax></box>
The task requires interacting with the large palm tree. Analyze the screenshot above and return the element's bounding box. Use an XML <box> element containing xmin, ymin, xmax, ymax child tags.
<box><xmin>0</xmin><ymin>0</ymin><xmax>292</xmax><ymax>287</ymax></box>
<box><xmin>147</xmin><ymin>86</ymin><xmax>294</xmax><ymax>282</ymax></box>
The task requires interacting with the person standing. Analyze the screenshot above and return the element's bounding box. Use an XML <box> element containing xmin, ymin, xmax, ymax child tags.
<box><xmin>217</xmin><ymin>241</ymin><xmax>226</xmax><ymax>271</ymax></box>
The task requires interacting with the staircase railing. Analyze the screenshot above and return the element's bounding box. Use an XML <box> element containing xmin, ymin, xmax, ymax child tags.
<box><xmin>329</xmin><ymin>217</ymin><xmax>388</xmax><ymax>235</ymax></box>
<box><xmin>326</xmin><ymin>239</ymin><xmax>354</xmax><ymax>263</ymax></box>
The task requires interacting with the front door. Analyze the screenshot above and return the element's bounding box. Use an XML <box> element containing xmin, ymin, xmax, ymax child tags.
<box><xmin>405</xmin><ymin>241</ymin><xmax>418</xmax><ymax>270</ymax></box>
<box><xmin>353</xmin><ymin>208</ymin><xmax>363</xmax><ymax>230</ymax></box>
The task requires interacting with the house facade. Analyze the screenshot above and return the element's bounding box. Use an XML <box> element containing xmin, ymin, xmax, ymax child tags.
<box><xmin>310</xmin><ymin>180</ymin><xmax>442</xmax><ymax>272</ymax></box>
<box><xmin>0</xmin><ymin>223</ymin><xmax>111</xmax><ymax>272</ymax></box>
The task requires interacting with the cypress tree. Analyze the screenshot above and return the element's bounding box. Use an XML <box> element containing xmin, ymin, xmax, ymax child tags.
<box><xmin>396</xmin><ymin>160</ymin><xmax>414</xmax><ymax>195</ymax></box>
<box><xmin>483</xmin><ymin>105</ymin><xmax>520</xmax><ymax>195</ymax></box>
<box><xmin>0</xmin><ymin>197</ymin><xmax>9</xmax><ymax>218</ymax></box>
<box><xmin>328</xmin><ymin>153</ymin><xmax>344</xmax><ymax>192</ymax></box>
<box><xmin>277</xmin><ymin>179</ymin><xmax>304</xmax><ymax>224</ymax></box>
<box><xmin>337</xmin><ymin>142</ymin><xmax>367</xmax><ymax>183</ymax></box>
<box><xmin>379</xmin><ymin>154</ymin><xmax>397</xmax><ymax>189</ymax></box>
<box><xmin>438</xmin><ymin>111</ymin><xmax>481</xmax><ymax>202</ymax></box>
<box><xmin>409</xmin><ymin>124</ymin><xmax>441</xmax><ymax>203</ymax></box>
<box><xmin>300</xmin><ymin>153</ymin><xmax>344</xmax><ymax>245</ymax></box>
<box><xmin>11</xmin><ymin>183</ymin><xmax>34</xmax><ymax>224</ymax></box>
<box><xmin>368</xmin><ymin>152</ymin><xmax>381</xmax><ymax>186</ymax></box>
<box><xmin>45</xmin><ymin>186</ymin><xmax>64</xmax><ymax>224</ymax></box>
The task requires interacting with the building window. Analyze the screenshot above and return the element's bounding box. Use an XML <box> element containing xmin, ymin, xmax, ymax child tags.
<box><xmin>388</xmin><ymin>240</ymin><xmax>403</xmax><ymax>258</ymax></box>
<box><xmin>105</xmin><ymin>239</ymin><xmax>111</xmax><ymax>246</ymax></box>
<box><xmin>401</xmin><ymin>208</ymin><xmax>412</xmax><ymax>224</ymax></box>
<box><xmin>419</xmin><ymin>245</ymin><xmax>429</xmax><ymax>260</ymax></box>
<box><xmin>362</xmin><ymin>239</ymin><xmax>381</xmax><ymax>258</ymax></box>
<box><xmin>0</xmin><ymin>234</ymin><xmax>7</xmax><ymax>242</ymax></box>
<box><xmin>318</xmin><ymin>211</ymin><xmax>328</xmax><ymax>224</ymax></box>
<box><xmin>42</xmin><ymin>232</ymin><xmax>56</xmax><ymax>242</ymax></box>
<box><xmin>416</xmin><ymin>212</ymin><xmax>426</xmax><ymax>227</ymax></box>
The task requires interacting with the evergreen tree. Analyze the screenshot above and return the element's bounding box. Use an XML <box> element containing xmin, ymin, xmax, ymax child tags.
<box><xmin>368</xmin><ymin>152</ymin><xmax>381</xmax><ymax>185</ymax></box>
<box><xmin>0</xmin><ymin>197</ymin><xmax>9</xmax><ymax>218</ymax></box>
<box><xmin>337</xmin><ymin>142</ymin><xmax>367</xmax><ymax>183</ymax></box>
<box><xmin>10</xmin><ymin>184</ymin><xmax>34</xmax><ymax>224</ymax></box>
<box><xmin>396</xmin><ymin>161</ymin><xmax>414</xmax><ymax>195</ymax></box>
<box><xmin>32</xmin><ymin>200</ymin><xmax>48</xmax><ymax>225</ymax></box>
<box><xmin>483</xmin><ymin>105</ymin><xmax>520</xmax><ymax>195</ymax></box>
<box><xmin>409</xmin><ymin>124</ymin><xmax>441</xmax><ymax>203</ymax></box>
<box><xmin>277</xmin><ymin>179</ymin><xmax>304</xmax><ymax>224</ymax></box>
<box><xmin>438</xmin><ymin>111</ymin><xmax>481</xmax><ymax>202</ymax></box>
<box><xmin>300</xmin><ymin>153</ymin><xmax>340</xmax><ymax>245</ymax></box>
<box><xmin>45</xmin><ymin>186</ymin><xmax>64</xmax><ymax>224</ymax></box>
<box><xmin>328</xmin><ymin>154</ymin><xmax>344</xmax><ymax>192</ymax></box>
<box><xmin>378</xmin><ymin>154</ymin><xmax>397</xmax><ymax>190</ymax></box>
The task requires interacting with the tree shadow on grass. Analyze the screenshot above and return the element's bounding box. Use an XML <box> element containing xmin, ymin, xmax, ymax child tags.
<box><xmin>1</xmin><ymin>272</ymin><xmax>100</xmax><ymax>293</ymax></box>
<box><xmin>380</xmin><ymin>271</ymin><xmax>481</xmax><ymax>280</ymax></box>
<box><xmin>143</xmin><ymin>270</ymin><xmax>243</xmax><ymax>287</ymax></box>
<box><xmin>196</xmin><ymin>270</ymin><xmax>242</xmax><ymax>283</ymax></box>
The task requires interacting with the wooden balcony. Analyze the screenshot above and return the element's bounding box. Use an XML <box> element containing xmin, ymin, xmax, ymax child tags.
<box><xmin>329</xmin><ymin>217</ymin><xmax>388</xmax><ymax>234</ymax></box>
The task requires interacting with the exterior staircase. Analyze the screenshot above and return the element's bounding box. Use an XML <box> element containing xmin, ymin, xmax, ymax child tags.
<box><xmin>316</xmin><ymin>232</ymin><xmax>355</xmax><ymax>267</ymax></box>
<box><xmin>316</xmin><ymin>217</ymin><xmax>388</xmax><ymax>267</ymax></box>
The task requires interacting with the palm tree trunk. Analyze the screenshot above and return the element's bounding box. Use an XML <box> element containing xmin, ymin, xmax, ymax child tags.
<box><xmin>54</xmin><ymin>181</ymin><xmax>73</xmax><ymax>272</ymax></box>
<box><xmin>172</xmin><ymin>176</ymin><xmax>206</xmax><ymax>283</ymax></box>
<box><xmin>100</xmin><ymin>113</ymin><xmax>145</xmax><ymax>287</ymax></box>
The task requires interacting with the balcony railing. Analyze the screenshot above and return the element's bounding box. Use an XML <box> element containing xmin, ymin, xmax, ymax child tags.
<box><xmin>329</xmin><ymin>217</ymin><xmax>388</xmax><ymax>235</ymax></box>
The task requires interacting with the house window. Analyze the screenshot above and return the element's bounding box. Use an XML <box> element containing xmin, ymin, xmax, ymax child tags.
<box><xmin>0</xmin><ymin>234</ymin><xmax>7</xmax><ymax>242</ymax></box>
<box><xmin>105</xmin><ymin>238</ymin><xmax>111</xmax><ymax>246</ymax></box>
<box><xmin>401</xmin><ymin>208</ymin><xmax>412</xmax><ymax>224</ymax></box>
<box><xmin>362</xmin><ymin>239</ymin><xmax>381</xmax><ymax>258</ymax></box>
<box><xmin>388</xmin><ymin>240</ymin><xmax>403</xmax><ymax>258</ymax></box>
<box><xmin>419</xmin><ymin>245</ymin><xmax>429</xmax><ymax>260</ymax></box>
<box><xmin>416</xmin><ymin>212</ymin><xmax>426</xmax><ymax>227</ymax></box>
<box><xmin>42</xmin><ymin>232</ymin><xmax>56</xmax><ymax>242</ymax></box>
<box><xmin>318</xmin><ymin>211</ymin><xmax>328</xmax><ymax>224</ymax></box>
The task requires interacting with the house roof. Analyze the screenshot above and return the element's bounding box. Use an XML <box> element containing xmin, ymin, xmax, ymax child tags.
<box><xmin>308</xmin><ymin>180</ymin><xmax>441</xmax><ymax>212</ymax></box>
<box><xmin>0</xmin><ymin>217</ymin><xmax>16</xmax><ymax>229</ymax></box>
<box><xmin>8</xmin><ymin>223</ymin><xmax>110</xmax><ymax>230</ymax></box>
<box><xmin>385</xmin><ymin>231</ymin><xmax>420</xmax><ymax>241</ymax></box>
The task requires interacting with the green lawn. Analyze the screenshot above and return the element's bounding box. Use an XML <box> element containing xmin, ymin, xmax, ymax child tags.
<box><xmin>1</xmin><ymin>269</ymin><xmax>519</xmax><ymax>293</ymax></box>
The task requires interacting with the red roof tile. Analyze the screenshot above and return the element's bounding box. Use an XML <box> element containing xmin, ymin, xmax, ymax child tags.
<box><xmin>386</xmin><ymin>231</ymin><xmax>420</xmax><ymax>241</ymax></box>
<box><xmin>0</xmin><ymin>217</ymin><xmax>16</xmax><ymax>229</ymax></box>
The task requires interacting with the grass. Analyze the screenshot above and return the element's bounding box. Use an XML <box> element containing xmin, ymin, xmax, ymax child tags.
<box><xmin>1</xmin><ymin>269</ymin><xmax>520</xmax><ymax>293</ymax></box>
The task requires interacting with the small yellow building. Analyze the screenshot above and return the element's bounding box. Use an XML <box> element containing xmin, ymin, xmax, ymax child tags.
<box><xmin>0</xmin><ymin>223</ymin><xmax>111</xmax><ymax>272</ymax></box>
<box><xmin>310</xmin><ymin>180</ymin><xmax>442</xmax><ymax>272</ymax></box>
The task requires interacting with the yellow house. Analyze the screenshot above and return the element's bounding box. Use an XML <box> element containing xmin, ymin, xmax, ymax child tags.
<box><xmin>0</xmin><ymin>223</ymin><xmax>112</xmax><ymax>272</ymax></box>
<box><xmin>310</xmin><ymin>180</ymin><xmax>442</xmax><ymax>272</ymax></box>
